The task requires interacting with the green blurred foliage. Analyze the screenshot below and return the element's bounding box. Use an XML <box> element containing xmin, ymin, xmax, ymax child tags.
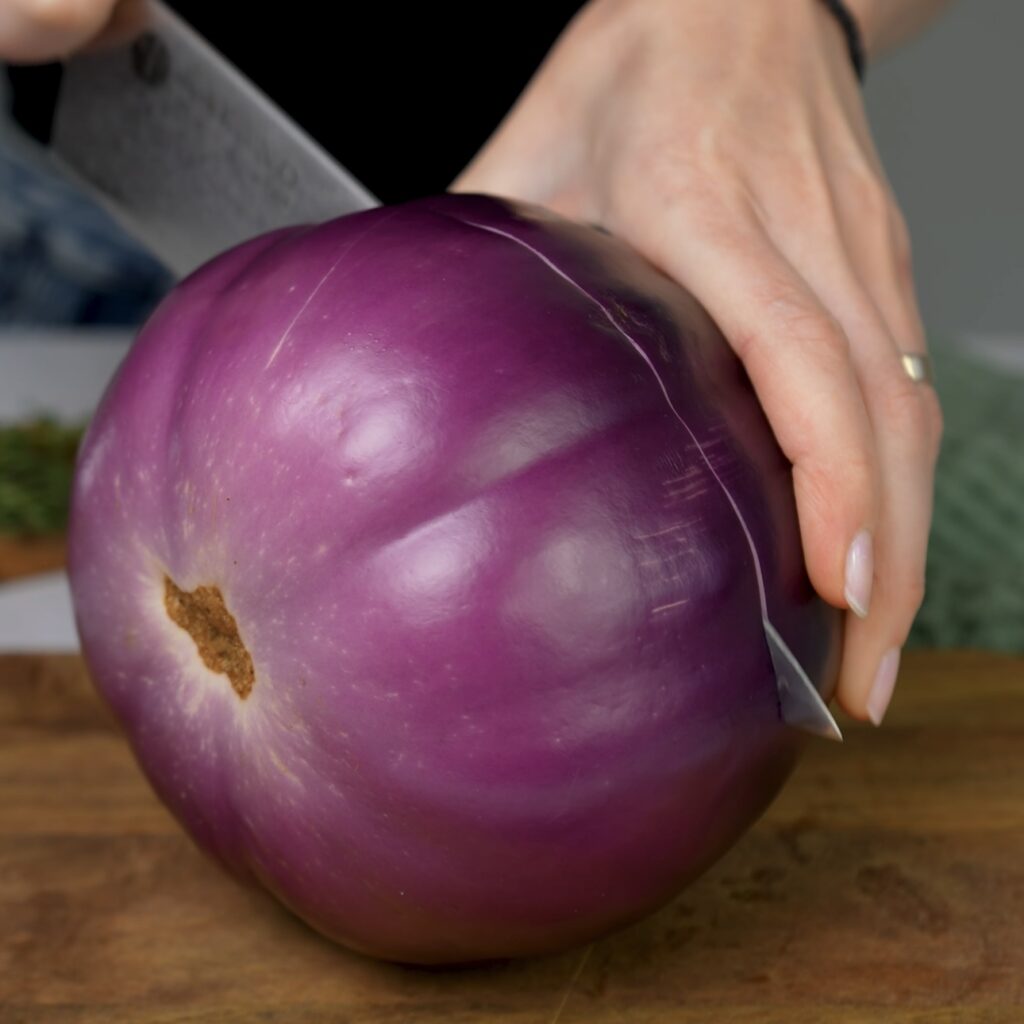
<box><xmin>0</xmin><ymin>417</ymin><xmax>85</xmax><ymax>536</ymax></box>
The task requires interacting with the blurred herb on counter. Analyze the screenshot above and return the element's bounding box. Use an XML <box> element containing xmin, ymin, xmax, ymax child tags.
<box><xmin>0</xmin><ymin>417</ymin><xmax>85</xmax><ymax>536</ymax></box>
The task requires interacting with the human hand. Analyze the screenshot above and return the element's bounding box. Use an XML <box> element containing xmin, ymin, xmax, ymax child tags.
<box><xmin>454</xmin><ymin>0</ymin><xmax>944</xmax><ymax>725</ymax></box>
<box><xmin>0</xmin><ymin>0</ymin><xmax>142</xmax><ymax>63</ymax></box>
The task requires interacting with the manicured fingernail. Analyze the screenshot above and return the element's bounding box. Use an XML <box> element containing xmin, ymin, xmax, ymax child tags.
<box><xmin>844</xmin><ymin>529</ymin><xmax>874</xmax><ymax>618</ymax></box>
<box><xmin>867</xmin><ymin>648</ymin><xmax>901</xmax><ymax>726</ymax></box>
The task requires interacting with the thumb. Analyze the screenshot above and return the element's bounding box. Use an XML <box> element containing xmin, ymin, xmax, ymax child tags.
<box><xmin>0</xmin><ymin>0</ymin><xmax>122</xmax><ymax>63</ymax></box>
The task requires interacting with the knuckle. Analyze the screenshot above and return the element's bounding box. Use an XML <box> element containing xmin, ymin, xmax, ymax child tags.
<box><xmin>731</xmin><ymin>290</ymin><xmax>853</xmax><ymax>394</ymax></box>
<box><xmin>794</xmin><ymin>445</ymin><xmax>876</xmax><ymax>520</ymax></box>
<box><xmin>691</xmin><ymin>122</ymin><xmax>744</xmax><ymax>183</ymax></box>
<box><xmin>770</xmin><ymin>295</ymin><xmax>850</xmax><ymax>363</ymax></box>
<box><xmin>618</xmin><ymin>141</ymin><xmax>688</xmax><ymax>198</ymax></box>
<box><xmin>788</xmin><ymin>157</ymin><xmax>838</xmax><ymax>217</ymax></box>
<box><xmin>615</xmin><ymin>131</ymin><xmax>749</xmax><ymax>227</ymax></box>
<box><xmin>844</xmin><ymin>163</ymin><xmax>891</xmax><ymax>222</ymax></box>
<box><xmin>605</xmin><ymin>144</ymin><xmax>697</xmax><ymax>237</ymax></box>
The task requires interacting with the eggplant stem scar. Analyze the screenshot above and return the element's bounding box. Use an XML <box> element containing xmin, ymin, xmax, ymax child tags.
<box><xmin>164</xmin><ymin>576</ymin><xmax>255</xmax><ymax>698</ymax></box>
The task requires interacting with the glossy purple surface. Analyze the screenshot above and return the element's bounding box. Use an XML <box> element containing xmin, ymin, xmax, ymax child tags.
<box><xmin>68</xmin><ymin>195</ymin><xmax>840</xmax><ymax>964</ymax></box>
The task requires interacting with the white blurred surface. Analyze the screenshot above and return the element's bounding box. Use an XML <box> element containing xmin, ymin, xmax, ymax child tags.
<box><xmin>0</xmin><ymin>329</ymin><xmax>133</xmax><ymax>421</ymax></box>
<box><xmin>0</xmin><ymin>571</ymin><xmax>78</xmax><ymax>652</ymax></box>
<box><xmin>959</xmin><ymin>334</ymin><xmax>1024</xmax><ymax>377</ymax></box>
<box><xmin>1</xmin><ymin>331</ymin><xmax>132</xmax><ymax>652</ymax></box>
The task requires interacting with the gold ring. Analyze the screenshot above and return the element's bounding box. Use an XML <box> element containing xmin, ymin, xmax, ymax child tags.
<box><xmin>901</xmin><ymin>352</ymin><xmax>934</xmax><ymax>385</ymax></box>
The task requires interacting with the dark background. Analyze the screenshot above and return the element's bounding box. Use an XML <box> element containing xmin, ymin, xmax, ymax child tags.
<box><xmin>7</xmin><ymin>2</ymin><xmax>584</xmax><ymax>203</ymax></box>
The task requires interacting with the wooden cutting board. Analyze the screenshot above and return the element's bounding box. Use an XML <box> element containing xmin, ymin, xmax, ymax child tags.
<box><xmin>2</xmin><ymin>648</ymin><xmax>1022</xmax><ymax>1023</ymax></box>
<box><xmin>0</xmin><ymin>535</ymin><xmax>66</xmax><ymax>583</ymax></box>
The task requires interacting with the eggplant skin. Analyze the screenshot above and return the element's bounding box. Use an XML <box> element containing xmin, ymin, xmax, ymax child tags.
<box><xmin>68</xmin><ymin>194</ymin><xmax>839</xmax><ymax>964</ymax></box>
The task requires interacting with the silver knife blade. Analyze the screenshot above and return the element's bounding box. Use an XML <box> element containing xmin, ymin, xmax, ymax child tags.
<box><xmin>764</xmin><ymin>619</ymin><xmax>842</xmax><ymax>741</ymax></box>
<box><xmin>50</xmin><ymin>0</ymin><xmax>378</xmax><ymax>277</ymax></box>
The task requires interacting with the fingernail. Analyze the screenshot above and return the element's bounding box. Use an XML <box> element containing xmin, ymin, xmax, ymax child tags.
<box><xmin>867</xmin><ymin>648</ymin><xmax>901</xmax><ymax>726</ymax></box>
<box><xmin>844</xmin><ymin>529</ymin><xmax>874</xmax><ymax>618</ymax></box>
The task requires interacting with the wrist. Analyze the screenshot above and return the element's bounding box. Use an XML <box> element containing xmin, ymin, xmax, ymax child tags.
<box><xmin>817</xmin><ymin>0</ymin><xmax>866</xmax><ymax>79</ymax></box>
<box><xmin>842</xmin><ymin>0</ymin><xmax>952</xmax><ymax>57</ymax></box>
<box><xmin>841</xmin><ymin>0</ymin><xmax>882</xmax><ymax>57</ymax></box>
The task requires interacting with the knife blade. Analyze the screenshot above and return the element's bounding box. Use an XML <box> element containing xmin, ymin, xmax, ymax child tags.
<box><xmin>765</xmin><ymin>620</ymin><xmax>842</xmax><ymax>741</ymax></box>
<box><xmin>47</xmin><ymin>3</ymin><xmax>841</xmax><ymax>741</ymax></box>
<box><xmin>50</xmin><ymin>0</ymin><xmax>378</xmax><ymax>277</ymax></box>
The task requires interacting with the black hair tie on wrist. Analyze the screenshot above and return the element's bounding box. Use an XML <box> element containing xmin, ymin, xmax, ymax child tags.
<box><xmin>818</xmin><ymin>0</ymin><xmax>866</xmax><ymax>81</ymax></box>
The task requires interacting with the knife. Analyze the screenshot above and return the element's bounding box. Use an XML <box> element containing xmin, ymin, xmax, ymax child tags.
<box><xmin>49</xmin><ymin>0</ymin><xmax>377</xmax><ymax>278</ymax></box>
<box><xmin>47</xmin><ymin>0</ymin><xmax>841</xmax><ymax>741</ymax></box>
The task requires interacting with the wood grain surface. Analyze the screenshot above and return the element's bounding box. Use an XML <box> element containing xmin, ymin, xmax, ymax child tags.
<box><xmin>1</xmin><ymin>649</ymin><xmax>1022</xmax><ymax>1023</ymax></box>
<box><xmin>0</xmin><ymin>535</ymin><xmax>66</xmax><ymax>583</ymax></box>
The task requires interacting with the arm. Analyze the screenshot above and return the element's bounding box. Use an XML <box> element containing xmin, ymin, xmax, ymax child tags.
<box><xmin>455</xmin><ymin>0</ymin><xmax>952</xmax><ymax>724</ymax></box>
